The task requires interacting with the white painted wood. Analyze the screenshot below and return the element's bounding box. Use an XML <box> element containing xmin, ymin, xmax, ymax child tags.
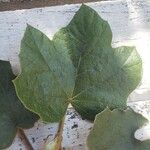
<box><xmin>0</xmin><ymin>0</ymin><xmax>150</xmax><ymax>149</ymax></box>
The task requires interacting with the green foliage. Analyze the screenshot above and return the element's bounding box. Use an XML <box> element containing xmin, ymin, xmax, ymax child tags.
<box><xmin>87</xmin><ymin>108</ymin><xmax>150</xmax><ymax>150</ymax></box>
<box><xmin>14</xmin><ymin>4</ymin><xmax>142</xmax><ymax>122</ymax></box>
<box><xmin>0</xmin><ymin>60</ymin><xmax>39</xmax><ymax>149</ymax></box>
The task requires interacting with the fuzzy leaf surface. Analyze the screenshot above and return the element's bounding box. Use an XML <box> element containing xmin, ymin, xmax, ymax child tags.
<box><xmin>87</xmin><ymin>108</ymin><xmax>150</xmax><ymax>150</ymax></box>
<box><xmin>14</xmin><ymin>5</ymin><xmax>142</xmax><ymax>122</ymax></box>
<box><xmin>54</xmin><ymin>5</ymin><xmax>142</xmax><ymax>119</ymax></box>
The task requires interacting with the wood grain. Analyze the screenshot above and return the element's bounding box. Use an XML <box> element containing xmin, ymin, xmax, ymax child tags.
<box><xmin>0</xmin><ymin>0</ymin><xmax>104</xmax><ymax>11</ymax></box>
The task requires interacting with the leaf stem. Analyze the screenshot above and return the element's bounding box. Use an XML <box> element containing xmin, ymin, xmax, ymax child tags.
<box><xmin>55</xmin><ymin>116</ymin><xmax>65</xmax><ymax>150</ymax></box>
<box><xmin>18</xmin><ymin>128</ymin><xmax>33</xmax><ymax>150</ymax></box>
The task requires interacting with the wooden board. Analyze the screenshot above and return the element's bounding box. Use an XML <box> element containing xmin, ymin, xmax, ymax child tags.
<box><xmin>0</xmin><ymin>0</ymin><xmax>105</xmax><ymax>11</ymax></box>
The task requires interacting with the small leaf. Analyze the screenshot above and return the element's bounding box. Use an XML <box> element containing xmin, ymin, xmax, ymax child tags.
<box><xmin>14</xmin><ymin>5</ymin><xmax>142</xmax><ymax>122</ymax></box>
<box><xmin>44</xmin><ymin>136</ymin><xmax>62</xmax><ymax>150</ymax></box>
<box><xmin>44</xmin><ymin>137</ymin><xmax>58</xmax><ymax>150</ymax></box>
<box><xmin>0</xmin><ymin>60</ymin><xmax>39</xmax><ymax>149</ymax></box>
<box><xmin>87</xmin><ymin>108</ymin><xmax>150</xmax><ymax>150</ymax></box>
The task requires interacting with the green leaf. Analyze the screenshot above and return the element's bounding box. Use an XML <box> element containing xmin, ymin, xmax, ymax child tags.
<box><xmin>14</xmin><ymin>4</ymin><xmax>142</xmax><ymax>122</ymax></box>
<box><xmin>14</xmin><ymin>24</ymin><xmax>75</xmax><ymax>122</ymax></box>
<box><xmin>0</xmin><ymin>60</ymin><xmax>39</xmax><ymax>149</ymax></box>
<box><xmin>87</xmin><ymin>108</ymin><xmax>150</xmax><ymax>150</ymax></box>
<box><xmin>54</xmin><ymin>5</ymin><xmax>142</xmax><ymax>120</ymax></box>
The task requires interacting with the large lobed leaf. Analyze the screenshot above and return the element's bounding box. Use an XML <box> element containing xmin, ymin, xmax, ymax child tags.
<box><xmin>14</xmin><ymin>4</ymin><xmax>142</xmax><ymax>122</ymax></box>
<box><xmin>0</xmin><ymin>60</ymin><xmax>39</xmax><ymax>149</ymax></box>
<box><xmin>87</xmin><ymin>108</ymin><xmax>150</xmax><ymax>150</ymax></box>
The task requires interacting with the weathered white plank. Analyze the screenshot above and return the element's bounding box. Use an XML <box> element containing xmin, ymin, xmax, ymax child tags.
<box><xmin>0</xmin><ymin>0</ymin><xmax>150</xmax><ymax>88</ymax></box>
<box><xmin>0</xmin><ymin>0</ymin><xmax>150</xmax><ymax>149</ymax></box>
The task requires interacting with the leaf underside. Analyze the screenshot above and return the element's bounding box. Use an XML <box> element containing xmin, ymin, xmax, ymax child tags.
<box><xmin>0</xmin><ymin>60</ymin><xmax>39</xmax><ymax>149</ymax></box>
<box><xmin>14</xmin><ymin>4</ymin><xmax>142</xmax><ymax>122</ymax></box>
<box><xmin>87</xmin><ymin>108</ymin><xmax>150</xmax><ymax>150</ymax></box>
